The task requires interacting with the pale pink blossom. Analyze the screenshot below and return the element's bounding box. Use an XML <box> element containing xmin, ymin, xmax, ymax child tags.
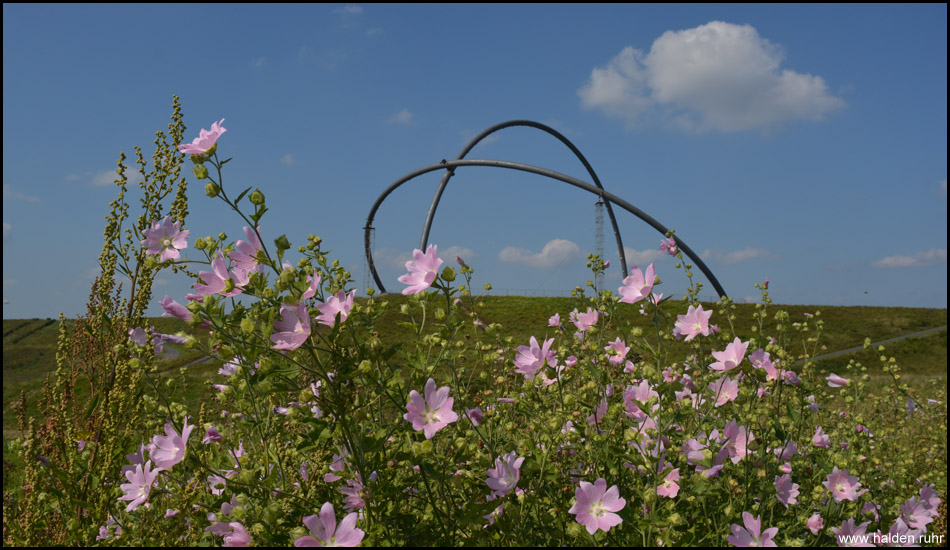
<box><xmin>774</xmin><ymin>474</ymin><xmax>800</xmax><ymax>508</ymax></box>
<box><xmin>618</xmin><ymin>263</ymin><xmax>655</xmax><ymax>305</ymax></box>
<box><xmin>657</xmin><ymin>468</ymin><xmax>680</xmax><ymax>498</ymax></box>
<box><xmin>159</xmin><ymin>295</ymin><xmax>194</xmax><ymax>322</ymax></box>
<box><xmin>316</xmin><ymin>290</ymin><xmax>355</xmax><ymax>327</ymax></box>
<box><xmin>568</xmin><ymin>478</ymin><xmax>626</xmax><ymax>535</ymax></box>
<box><xmin>710</xmin><ymin>376</ymin><xmax>739</xmax><ymax>407</ymax></box>
<box><xmin>824</xmin><ymin>467</ymin><xmax>867</xmax><ymax>502</ymax></box>
<box><xmin>826</xmin><ymin>373</ymin><xmax>850</xmax><ymax>388</ymax></box>
<box><xmin>513</xmin><ymin>336</ymin><xmax>557</xmax><ymax>379</ymax></box>
<box><xmin>806</xmin><ymin>513</ymin><xmax>823</xmax><ymax>535</ymax></box>
<box><xmin>295</xmin><ymin>502</ymin><xmax>364</xmax><ymax>547</ymax></box>
<box><xmin>727</xmin><ymin>511</ymin><xmax>778</xmax><ymax>547</ymax></box>
<box><xmin>118</xmin><ymin>459</ymin><xmax>159</xmax><ymax>512</ymax></box>
<box><xmin>813</xmin><ymin>426</ymin><xmax>831</xmax><ymax>449</ymax></box>
<box><xmin>548</xmin><ymin>313</ymin><xmax>560</xmax><ymax>326</ymax></box>
<box><xmin>150</xmin><ymin>418</ymin><xmax>194</xmax><ymax>471</ymax></box>
<box><xmin>660</xmin><ymin>237</ymin><xmax>677</xmax><ymax>255</ymax></box>
<box><xmin>271</xmin><ymin>303</ymin><xmax>311</xmax><ymax>351</ymax></box>
<box><xmin>398</xmin><ymin>244</ymin><xmax>443</xmax><ymax>295</ymax></box>
<box><xmin>142</xmin><ymin>216</ymin><xmax>190</xmax><ymax>262</ymax></box>
<box><xmin>673</xmin><ymin>305</ymin><xmax>712</xmax><ymax>341</ymax></box>
<box><xmin>178</xmin><ymin>119</ymin><xmax>227</xmax><ymax>155</ymax></box>
<box><xmin>569</xmin><ymin>307</ymin><xmax>599</xmax><ymax>332</ymax></box>
<box><xmin>403</xmin><ymin>378</ymin><xmax>459</xmax><ymax>439</ymax></box>
<box><xmin>193</xmin><ymin>255</ymin><xmax>243</xmax><ymax>297</ymax></box>
<box><xmin>486</xmin><ymin>451</ymin><xmax>524</xmax><ymax>497</ymax></box>
<box><xmin>710</xmin><ymin>338</ymin><xmax>749</xmax><ymax>372</ymax></box>
<box><xmin>604</xmin><ymin>338</ymin><xmax>630</xmax><ymax>365</ymax></box>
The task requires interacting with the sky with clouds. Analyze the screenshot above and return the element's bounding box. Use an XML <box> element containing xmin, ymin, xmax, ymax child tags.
<box><xmin>2</xmin><ymin>4</ymin><xmax>947</xmax><ymax>318</ymax></box>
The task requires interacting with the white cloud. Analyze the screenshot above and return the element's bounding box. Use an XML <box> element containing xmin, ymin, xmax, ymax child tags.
<box><xmin>579</xmin><ymin>21</ymin><xmax>845</xmax><ymax>132</ymax></box>
<box><xmin>388</xmin><ymin>108</ymin><xmax>414</xmax><ymax>125</ymax></box>
<box><xmin>334</xmin><ymin>5</ymin><xmax>363</xmax><ymax>16</ymax></box>
<box><xmin>499</xmin><ymin>239</ymin><xmax>581</xmax><ymax>268</ymax></box>
<box><xmin>91</xmin><ymin>170</ymin><xmax>118</xmax><ymax>186</ymax></box>
<box><xmin>3</xmin><ymin>184</ymin><xmax>41</xmax><ymax>202</ymax></box>
<box><xmin>373</xmin><ymin>248</ymin><xmax>412</xmax><ymax>270</ymax></box>
<box><xmin>702</xmin><ymin>247</ymin><xmax>776</xmax><ymax>265</ymax></box>
<box><xmin>621</xmin><ymin>247</ymin><xmax>668</xmax><ymax>267</ymax></box>
<box><xmin>365</xmin><ymin>28</ymin><xmax>382</xmax><ymax>37</ymax></box>
<box><xmin>871</xmin><ymin>248</ymin><xmax>947</xmax><ymax>268</ymax></box>
<box><xmin>281</xmin><ymin>154</ymin><xmax>295</xmax><ymax>165</ymax></box>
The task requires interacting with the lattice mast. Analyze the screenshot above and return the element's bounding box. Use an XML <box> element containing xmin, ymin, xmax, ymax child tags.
<box><xmin>594</xmin><ymin>198</ymin><xmax>604</xmax><ymax>292</ymax></box>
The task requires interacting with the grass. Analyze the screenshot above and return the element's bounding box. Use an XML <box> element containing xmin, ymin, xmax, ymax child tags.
<box><xmin>3</xmin><ymin>297</ymin><xmax>946</xmax><ymax>432</ymax></box>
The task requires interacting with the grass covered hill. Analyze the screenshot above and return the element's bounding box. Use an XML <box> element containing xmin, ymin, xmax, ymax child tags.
<box><xmin>3</xmin><ymin>297</ymin><xmax>946</xmax><ymax>433</ymax></box>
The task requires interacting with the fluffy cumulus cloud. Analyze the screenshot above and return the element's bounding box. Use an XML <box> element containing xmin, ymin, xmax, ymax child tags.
<box><xmin>579</xmin><ymin>21</ymin><xmax>845</xmax><ymax>132</ymax></box>
<box><xmin>3</xmin><ymin>184</ymin><xmax>40</xmax><ymax>202</ymax></box>
<box><xmin>872</xmin><ymin>248</ymin><xmax>947</xmax><ymax>268</ymax></box>
<box><xmin>499</xmin><ymin>239</ymin><xmax>581</xmax><ymax>268</ymax></box>
<box><xmin>702</xmin><ymin>247</ymin><xmax>776</xmax><ymax>265</ymax></box>
<box><xmin>388</xmin><ymin>108</ymin><xmax>414</xmax><ymax>125</ymax></box>
<box><xmin>623</xmin><ymin>246</ymin><xmax>666</xmax><ymax>266</ymax></box>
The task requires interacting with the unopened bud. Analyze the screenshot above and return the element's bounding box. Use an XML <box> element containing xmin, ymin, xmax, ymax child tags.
<box><xmin>204</xmin><ymin>182</ymin><xmax>220</xmax><ymax>197</ymax></box>
<box><xmin>194</xmin><ymin>164</ymin><xmax>209</xmax><ymax>180</ymax></box>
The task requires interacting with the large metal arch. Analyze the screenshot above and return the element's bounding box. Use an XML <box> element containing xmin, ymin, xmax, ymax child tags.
<box><xmin>421</xmin><ymin>120</ymin><xmax>629</xmax><ymax>279</ymax></box>
<box><xmin>364</xmin><ymin>158</ymin><xmax>729</xmax><ymax>299</ymax></box>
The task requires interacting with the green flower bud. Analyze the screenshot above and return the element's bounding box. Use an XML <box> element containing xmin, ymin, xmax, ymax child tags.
<box><xmin>249</xmin><ymin>189</ymin><xmax>265</xmax><ymax>205</ymax></box>
<box><xmin>194</xmin><ymin>164</ymin><xmax>209</xmax><ymax>180</ymax></box>
<box><xmin>441</xmin><ymin>266</ymin><xmax>456</xmax><ymax>282</ymax></box>
<box><xmin>204</xmin><ymin>182</ymin><xmax>220</xmax><ymax>197</ymax></box>
<box><xmin>275</xmin><ymin>234</ymin><xmax>291</xmax><ymax>251</ymax></box>
<box><xmin>240</xmin><ymin>318</ymin><xmax>256</xmax><ymax>334</ymax></box>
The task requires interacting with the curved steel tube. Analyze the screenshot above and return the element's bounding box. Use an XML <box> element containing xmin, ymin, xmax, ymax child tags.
<box><xmin>421</xmin><ymin>120</ymin><xmax>628</xmax><ymax>278</ymax></box>
<box><xmin>364</xmin><ymin>158</ymin><xmax>728</xmax><ymax>300</ymax></box>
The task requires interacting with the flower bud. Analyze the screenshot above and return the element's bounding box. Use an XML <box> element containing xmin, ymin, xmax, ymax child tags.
<box><xmin>274</xmin><ymin>235</ymin><xmax>291</xmax><ymax>251</ymax></box>
<box><xmin>204</xmin><ymin>182</ymin><xmax>220</xmax><ymax>197</ymax></box>
<box><xmin>240</xmin><ymin>318</ymin><xmax>256</xmax><ymax>334</ymax></box>
<box><xmin>249</xmin><ymin>189</ymin><xmax>265</xmax><ymax>205</ymax></box>
<box><xmin>194</xmin><ymin>164</ymin><xmax>209</xmax><ymax>180</ymax></box>
<box><xmin>441</xmin><ymin>266</ymin><xmax>456</xmax><ymax>282</ymax></box>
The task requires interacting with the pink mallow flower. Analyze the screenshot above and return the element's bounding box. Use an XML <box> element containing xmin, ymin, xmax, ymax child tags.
<box><xmin>150</xmin><ymin>418</ymin><xmax>194</xmax><ymax>471</ymax></box>
<box><xmin>824</xmin><ymin>467</ymin><xmax>867</xmax><ymax>502</ymax></box>
<box><xmin>774</xmin><ymin>474</ymin><xmax>800</xmax><ymax>508</ymax></box>
<box><xmin>403</xmin><ymin>378</ymin><xmax>459</xmax><ymax>439</ymax></box>
<box><xmin>657</xmin><ymin>468</ymin><xmax>680</xmax><ymax>498</ymax></box>
<box><xmin>813</xmin><ymin>426</ymin><xmax>831</xmax><ymax>449</ymax></box>
<box><xmin>673</xmin><ymin>305</ymin><xmax>712</xmax><ymax>341</ymax></box>
<box><xmin>604</xmin><ymin>338</ymin><xmax>630</xmax><ymax>365</ymax></box>
<box><xmin>316</xmin><ymin>290</ymin><xmax>355</xmax><ymax>327</ymax></box>
<box><xmin>568</xmin><ymin>478</ymin><xmax>626</xmax><ymax>535</ymax></box>
<box><xmin>710</xmin><ymin>338</ymin><xmax>749</xmax><ymax>372</ymax></box>
<box><xmin>618</xmin><ymin>263</ymin><xmax>655</xmax><ymax>305</ymax></box>
<box><xmin>398</xmin><ymin>244</ymin><xmax>443</xmax><ymax>295</ymax></box>
<box><xmin>271</xmin><ymin>303</ymin><xmax>311</xmax><ymax>351</ymax></box>
<box><xmin>142</xmin><ymin>216</ymin><xmax>190</xmax><ymax>262</ymax></box>
<box><xmin>660</xmin><ymin>237</ymin><xmax>677</xmax><ymax>255</ymax></box>
<box><xmin>295</xmin><ymin>502</ymin><xmax>364</xmax><ymax>547</ymax></box>
<box><xmin>569</xmin><ymin>308</ymin><xmax>599</xmax><ymax>332</ymax></box>
<box><xmin>513</xmin><ymin>336</ymin><xmax>557</xmax><ymax>379</ymax></box>
<box><xmin>826</xmin><ymin>373</ymin><xmax>850</xmax><ymax>388</ymax></box>
<box><xmin>178</xmin><ymin>118</ymin><xmax>227</xmax><ymax>155</ymax></box>
<box><xmin>486</xmin><ymin>451</ymin><xmax>525</xmax><ymax>497</ymax></box>
<box><xmin>806</xmin><ymin>513</ymin><xmax>823</xmax><ymax>535</ymax></box>
<box><xmin>727</xmin><ymin>511</ymin><xmax>778</xmax><ymax>547</ymax></box>
<box><xmin>159</xmin><ymin>295</ymin><xmax>194</xmax><ymax>322</ymax></box>
<box><xmin>118</xmin><ymin>459</ymin><xmax>159</xmax><ymax>512</ymax></box>
<box><xmin>710</xmin><ymin>376</ymin><xmax>739</xmax><ymax>407</ymax></box>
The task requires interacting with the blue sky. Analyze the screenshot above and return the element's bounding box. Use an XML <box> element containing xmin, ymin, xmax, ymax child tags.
<box><xmin>3</xmin><ymin>4</ymin><xmax>947</xmax><ymax>319</ymax></box>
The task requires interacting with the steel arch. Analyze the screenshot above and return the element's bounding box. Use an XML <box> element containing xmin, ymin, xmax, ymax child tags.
<box><xmin>364</xmin><ymin>122</ymin><xmax>728</xmax><ymax>299</ymax></box>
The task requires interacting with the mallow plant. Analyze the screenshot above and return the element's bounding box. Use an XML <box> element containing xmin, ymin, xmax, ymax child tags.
<box><xmin>4</xmin><ymin>107</ymin><xmax>946</xmax><ymax>547</ymax></box>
